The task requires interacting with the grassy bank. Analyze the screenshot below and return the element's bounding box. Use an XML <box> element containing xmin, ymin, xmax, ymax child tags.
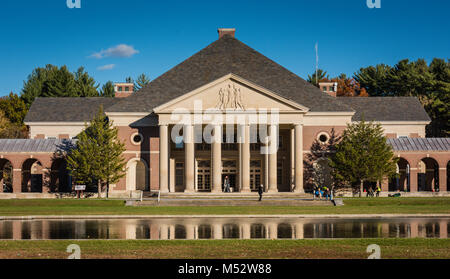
<box><xmin>0</xmin><ymin>239</ymin><xmax>448</xmax><ymax>259</ymax></box>
<box><xmin>0</xmin><ymin>198</ymin><xmax>449</xmax><ymax>216</ymax></box>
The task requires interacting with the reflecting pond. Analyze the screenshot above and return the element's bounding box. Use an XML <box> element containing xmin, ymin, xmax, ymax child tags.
<box><xmin>0</xmin><ymin>217</ymin><xmax>448</xmax><ymax>240</ymax></box>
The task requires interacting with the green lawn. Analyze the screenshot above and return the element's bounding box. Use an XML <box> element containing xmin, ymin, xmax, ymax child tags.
<box><xmin>0</xmin><ymin>197</ymin><xmax>449</xmax><ymax>216</ymax></box>
<box><xmin>0</xmin><ymin>239</ymin><xmax>448</xmax><ymax>259</ymax></box>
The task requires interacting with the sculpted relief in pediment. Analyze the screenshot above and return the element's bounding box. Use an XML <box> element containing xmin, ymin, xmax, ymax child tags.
<box><xmin>215</xmin><ymin>83</ymin><xmax>246</xmax><ymax>110</ymax></box>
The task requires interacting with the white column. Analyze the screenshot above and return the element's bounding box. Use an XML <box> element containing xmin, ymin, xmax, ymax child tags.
<box><xmin>268</xmin><ymin>124</ymin><xmax>278</xmax><ymax>193</ymax></box>
<box><xmin>294</xmin><ymin>124</ymin><xmax>304</xmax><ymax>193</ymax></box>
<box><xmin>212</xmin><ymin>125</ymin><xmax>222</xmax><ymax>193</ymax></box>
<box><xmin>169</xmin><ymin>158</ymin><xmax>175</xmax><ymax>193</ymax></box>
<box><xmin>184</xmin><ymin>125</ymin><xmax>195</xmax><ymax>193</ymax></box>
<box><xmin>241</xmin><ymin>124</ymin><xmax>251</xmax><ymax>192</ymax></box>
<box><xmin>213</xmin><ymin>223</ymin><xmax>223</xmax><ymax>239</ymax></box>
<box><xmin>186</xmin><ymin>224</ymin><xmax>195</xmax><ymax>240</ymax></box>
<box><xmin>160</xmin><ymin>224</ymin><xmax>169</xmax><ymax>240</ymax></box>
<box><xmin>159</xmin><ymin>125</ymin><xmax>169</xmax><ymax>193</ymax></box>
<box><xmin>241</xmin><ymin>223</ymin><xmax>251</xmax><ymax>239</ymax></box>
<box><xmin>290</xmin><ymin>128</ymin><xmax>295</xmax><ymax>191</ymax></box>
<box><xmin>295</xmin><ymin>223</ymin><xmax>304</xmax><ymax>239</ymax></box>
<box><xmin>268</xmin><ymin>223</ymin><xmax>278</xmax><ymax>239</ymax></box>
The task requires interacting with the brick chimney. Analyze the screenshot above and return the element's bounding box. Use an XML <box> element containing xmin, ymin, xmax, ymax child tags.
<box><xmin>114</xmin><ymin>82</ymin><xmax>134</xmax><ymax>98</ymax></box>
<box><xmin>319</xmin><ymin>82</ymin><xmax>338</xmax><ymax>97</ymax></box>
<box><xmin>218</xmin><ymin>28</ymin><xmax>235</xmax><ymax>39</ymax></box>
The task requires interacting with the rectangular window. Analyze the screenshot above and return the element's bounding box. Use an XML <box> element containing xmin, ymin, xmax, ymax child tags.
<box><xmin>125</xmin><ymin>86</ymin><xmax>129</xmax><ymax>92</ymax></box>
<box><xmin>278</xmin><ymin>135</ymin><xmax>283</xmax><ymax>149</ymax></box>
<box><xmin>175</xmin><ymin>162</ymin><xmax>184</xmax><ymax>186</ymax></box>
<box><xmin>118</xmin><ymin>86</ymin><xmax>123</xmax><ymax>92</ymax></box>
<box><xmin>277</xmin><ymin>161</ymin><xmax>283</xmax><ymax>186</ymax></box>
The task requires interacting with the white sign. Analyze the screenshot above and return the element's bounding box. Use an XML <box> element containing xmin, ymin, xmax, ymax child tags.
<box><xmin>75</xmin><ymin>185</ymin><xmax>86</xmax><ymax>191</ymax></box>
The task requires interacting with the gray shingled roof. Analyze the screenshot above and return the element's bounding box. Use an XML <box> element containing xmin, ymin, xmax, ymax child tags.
<box><xmin>0</xmin><ymin>139</ymin><xmax>76</xmax><ymax>153</ymax></box>
<box><xmin>105</xmin><ymin>35</ymin><xmax>353</xmax><ymax>113</ymax></box>
<box><xmin>24</xmin><ymin>97</ymin><xmax>120</xmax><ymax>123</ymax></box>
<box><xmin>338</xmin><ymin>97</ymin><xmax>431</xmax><ymax>122</ymax></box>
<box><xmin>388</xmin><ymin>138</ymin><xmax>450</xmax><ymax>152</ymax></box>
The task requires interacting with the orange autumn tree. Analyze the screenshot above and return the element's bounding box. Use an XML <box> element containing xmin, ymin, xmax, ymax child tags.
<box><xmin>332</xmin><ymin>74</ymin><xmax>369</xmax><ymax>97</ymax></box>
<box><xmin>311</xmin><ymin>72</ymin><xmax>368</xmax><ymax>97</ymax></box>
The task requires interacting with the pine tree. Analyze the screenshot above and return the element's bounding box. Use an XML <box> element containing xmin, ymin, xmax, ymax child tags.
<box><xmin>328</xmin><ymin>120</ymin><xmax>398</xmax><ymax>196</ymax></box>
<box><xmin>67</xmin><ymin>106</ymin><xmax>126</xmax><ymax>198</ymax></box>
<box><xmin>42</xmin><ymin>65</ymin><xmax>77</xmax><ymax>98</ymax></box>
<box><xmin>134</xmin><ymin>73</ymin><xmax>150</xmax><ymax>91</ymax></box>
<box><xmin>99</xmin><ymin>81</ymin><xmax>115</xmax><ymax>97</ymax></box>
<box><xmin>74</xmin><ymin>67</ymin><xmax>99</xmax><ymax>97</ymax></box>
<box><xmin>307</xmin><ymin>69</ymin><xmax>329</xmax><ymax>87</ymax></box>
<box><xmin>125</xmin><ymin>77</ymin><xmax>134</xmax><ymax>84</ymax></box>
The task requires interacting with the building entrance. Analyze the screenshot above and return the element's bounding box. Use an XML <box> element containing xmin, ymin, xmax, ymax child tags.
<box><xmin>222</xmin><ymin>160</ymin><xmax>237</xmax><ymax>192</ymax></box>
<box><xmin>250</xmin><ymin>160</ymin><xmax>262</xmax><ymax>191</ymax></box>
<box><xmin>197</xmin><ymin>160</ymin><xmax>211</xmax><ymax>192</ymax></box>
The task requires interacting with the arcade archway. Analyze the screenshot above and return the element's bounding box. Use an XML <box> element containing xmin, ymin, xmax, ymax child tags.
<box><xmin>126</xmin><ymin>158</ymin><xmax>149</xmax><ymax>191</ymax></box>
<box><xmin>22</xmin><ymin>159</ymin><xmax>44</xmax><ymax>193</ymax></box>
<box><xmin>0</xmin><ymin>159</ymin><xmax>13</xmax><ymax>193</ymax></box>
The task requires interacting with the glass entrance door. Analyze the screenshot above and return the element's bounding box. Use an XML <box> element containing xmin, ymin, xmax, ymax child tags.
<box><xmin>250</xmin><ymin>160</ymin><xmax>262</xmax><ymax>191</ymax></box>
<box><xmin>222</xmin><ymin>160</ymin><xmax>237</xmax><ymax>192</ymax></box>
<box><xmin>197</xmin><ymin>160</ymin><xmax>211</xmax><ymax>192</ymax></box>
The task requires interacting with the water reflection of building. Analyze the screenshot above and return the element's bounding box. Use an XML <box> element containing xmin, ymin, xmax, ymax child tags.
<box><xmin>0</xmin><ymin>219</ymin><xmax>447</xmax><ymax>240</ymax></box>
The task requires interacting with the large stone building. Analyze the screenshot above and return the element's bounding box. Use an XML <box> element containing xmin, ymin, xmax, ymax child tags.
<box><xmin>0</xmin><ymin>29</ymin><xmax>449</xmax><ymax>197</ymax></box>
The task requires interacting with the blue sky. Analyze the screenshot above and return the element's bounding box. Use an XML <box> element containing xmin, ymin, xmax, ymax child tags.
<box><xmin>0</xmin><ymin>0</ymin><xmax>449</xmax><ymax>96</ymax></box>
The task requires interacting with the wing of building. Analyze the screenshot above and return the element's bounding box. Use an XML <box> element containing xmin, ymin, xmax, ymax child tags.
<box><xmin>1</xmin><ymin>29</ymin><xmax>448</xmax><ymax>197</ymax></box>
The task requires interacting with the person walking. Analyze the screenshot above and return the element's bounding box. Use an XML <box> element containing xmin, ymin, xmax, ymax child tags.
<box><xmin>258</xmin><ymin>185</ymin><xmax>264</xmax><ymax>201</ymax></box>
<box><xmin>224</xmin><ymin>176</ymin><xmax>231</xmax><ymax>193</ymax></box>
<box><xmin>376</xmin><ymin>185</ymin><xmax>381</xmax><ymax>197</ymax></box>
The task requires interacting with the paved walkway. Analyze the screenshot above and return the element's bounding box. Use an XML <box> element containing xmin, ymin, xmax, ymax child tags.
<box><xmin>1</xmin><ymin>214</ymin><xmax>450</xmax><ymax>220</ymax></box>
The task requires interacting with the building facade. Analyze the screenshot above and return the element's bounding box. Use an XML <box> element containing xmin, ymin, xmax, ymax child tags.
<box><xmin>0</xmin><ymin>29</ymin><xmax>449</xmax><ymax>197</ymax></box>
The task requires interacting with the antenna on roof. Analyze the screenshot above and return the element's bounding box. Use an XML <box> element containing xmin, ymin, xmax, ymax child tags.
<box><xmin>315</xmin><ymin>42</ymin><xmax>319</xmax><ymax>86</ymax></box>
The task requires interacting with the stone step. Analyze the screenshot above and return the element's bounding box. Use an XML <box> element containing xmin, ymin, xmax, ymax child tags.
<box><xmin>143</xmin><ymin>192</ymin><xmax>312</xmax><ymax>199</ymax></box>
<box><xmin>128</xmin><ymin>199</ymin><xmax>332</xmax><ymax>207</ymax></box>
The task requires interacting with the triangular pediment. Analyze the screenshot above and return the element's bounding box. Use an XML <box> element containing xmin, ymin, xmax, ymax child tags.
<box><xmin>154</xmin><ymin>74</ymin><xmax>309</xmax><ymax>113</ymax></box>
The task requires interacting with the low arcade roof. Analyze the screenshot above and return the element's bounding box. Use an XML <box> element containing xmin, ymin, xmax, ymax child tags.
<box><xmin>387</xmin><ymin>138</ymin><xmax>450</xmax><ymax>152</ymax></box>
<box><xmin>0</xmin><ymin>139</ymin><xmax>76</xmax><ymax>153</ymax></box>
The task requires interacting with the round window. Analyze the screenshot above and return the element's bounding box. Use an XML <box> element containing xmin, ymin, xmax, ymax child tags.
<box><xmin>131</xmin><ymin>133</ymin><xmax>143</xmax><ymax>145</ymax></box>
<box><xmin>317</xmin><ymin>132</ymin><xmax>330</xmax><ymax>144</ymax></box>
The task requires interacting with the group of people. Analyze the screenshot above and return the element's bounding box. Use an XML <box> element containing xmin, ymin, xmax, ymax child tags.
<box><xmin>314</xmin><ymin>186</ymin><xmax>332</xmax><ymax>200</ymax></box>
<box><xmin>365</xmin><ymin>185</ymin><xmax>382</xmax><ymax>197</ymax></box>
<box><xmin>223</xmin><ymin>176</ymin><xmax>265</xmax><ymax>201</ymax></box>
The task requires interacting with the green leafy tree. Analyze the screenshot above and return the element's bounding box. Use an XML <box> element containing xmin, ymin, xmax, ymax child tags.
<box><xmin>99</xmin><ymin>81</ymin><xmax>115</xmax><ymax>97</ymax></box>
<box><xmin>66</xmin><ymin>106</ymin><xmax>126</xmax><ymax>198</ymax></box>
<box><xmin>0</xmin><ymin>92</ymin><xmax>28</xmax><ymax>125</ymax></box>
<box><xmin>0</xmin><ymin>110</ymin><xmax>27</xmax><ymax>139</ymax></box>
<box><xmin>134</xmin><ymin>73</ymin><xmax>150</xmax><ymax>91</ymax></box>
<box><xmin>307</xmin><ymin>69</ymin><xmax>329</xmax><ymax>86</ymax></box>
<box><xmin>329</xmin><ymin>120</ymin><xmax>398</xmax><ymax>196</ymax></box>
